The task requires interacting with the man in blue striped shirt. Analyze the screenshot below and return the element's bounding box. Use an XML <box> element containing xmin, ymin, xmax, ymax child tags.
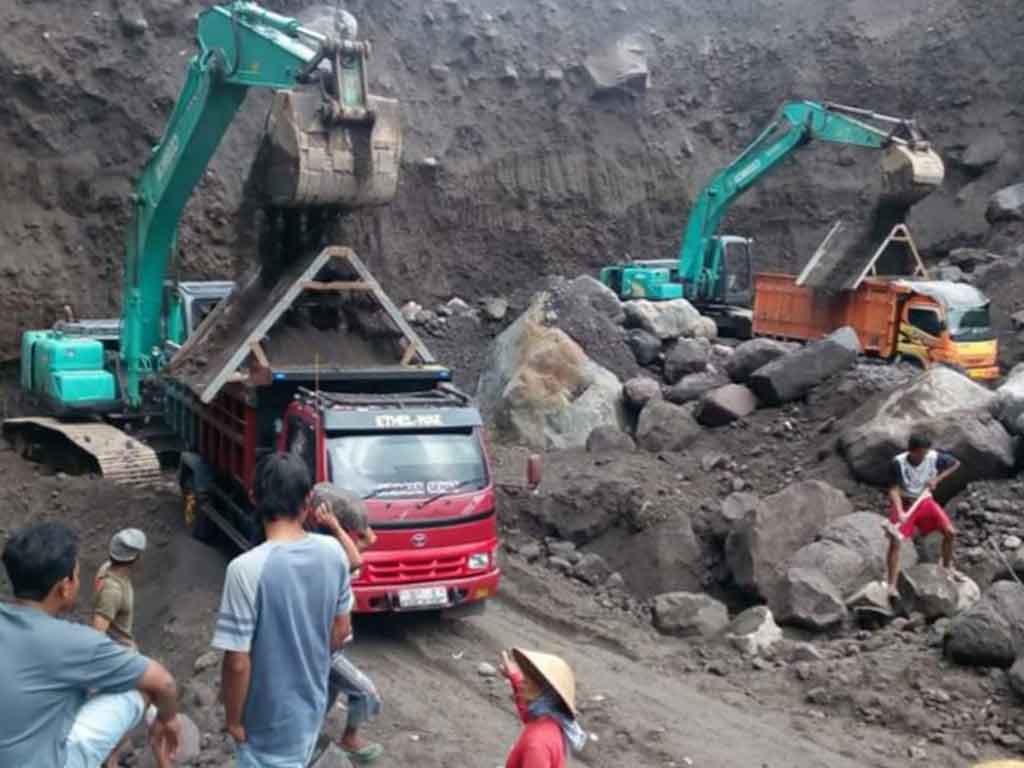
<box><xmin>212</xmin><ymin>452</ymin><xmax>352</xmax><ymax>767</ymax></box>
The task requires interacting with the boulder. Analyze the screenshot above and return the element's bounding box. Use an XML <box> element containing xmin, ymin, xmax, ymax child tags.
<box><xmin>583</xmin><ymin>33</ymin><xmax>649</xmax><ymax>95</ymax></box>
<box><xmin>956</xmin><ymin>575</ymin><xmax>982</xmax><ymax>614</ymax></box>
<box><xmin>585</xmin><ymin>426</ymin><xmax>635</xmax><ymax>453</ymax></box>
<box><xmin>994</xmin><ymin>364</ymin><xmax>1024</xmax><ymax>436</ymax></box>
<box><xmin>574</xmin><ymin>552</ymin><xmax>613</xmax><ymax>585</ymax></box>
<box><xmin>819</xmin><ymin>512</ymin><xmax>918</xmax><ymax>576</ymax></box>
<box><xmin>838</xmin><ymin>367</ymin><xmax>1014</xmax><ymax>487</ymax></box>
<box><xmin>946</xmin><ymin>581</ymin><xmax>1024</xmax><ymax>667</ymax></box>
<box><xmin>663</xmin><ymin>338</ymin><xmax>711</xmax><ymax>384</ymax></box>
<box><xmin>846</xmin><ymin>580</ymin><xmax>893</xmax><ymax>615</ymax></box>
<box><xmin>664</xmin><ymin>368</ymin><xmax>730</xmax><ymax>404</ymax></box>
<box><xmin>696</xmin><ymin>384</ymin><xmax>757</xmax><ymax>427</ymax></box>
<box><xmin>546</xmin><ymin>275</ymin><xmax>636</xmax><ymax>381</ymax></box>
<box><xmin>785</xmin><ymin>540</ymin><xmax>873</xmax><ymax>599</ymax></box>
<box><xmin>538</xmin><ymin>475</ymin><xmax>645</xmax><ymax>545</ymax></box>
<box><xmin>693</xmin><ymin>316</ymin><xmax>719</xmax><ymax>340</ymax></box>
<box><xmin>626</xmin><ymin>328</ymin><xmax>661</xmax><ymax>365</ymax></box>
<box><xmin>592</xmin><ymin>514</ymin><xmax>705</xmax><ymax>597</ymax></box>
<box><xmin>724</xmin><ymin>606</ymin><xmax>783</xmax><ymax>656</ymax></box>
<box><xmin>748</xmin><ymin>327</ymin><xmax>861</xmax><ymax>405</ymax></box>
<box><xmin>636</xmin><ymin>400</ymin><xmax>702</xmax><ymax>453</ymax></box>
<box><xmin>726</xmin><ymin>480</ymin><xmax>853</xmax><ymax>598</ymax></box>
<box><xmin>651</xmin><ymin>592</ymin><xmax>729</xmax><ymax>638</ymax></box>
<box><xmin>897</xmin><ymin>564</ymin><xmax>960</xmax><ymax>620</ymax></box>
<box><xmin>725</xmin><ymin>338</ymin><xmax>794</xmax><ymax>383</ymax></box>
<box><xmin>477</xmin><ymin>296</ymin><xmax>627</xmax><ymax>450</ymax></box>
<box><xmin>623</xmin><ymin>298</ymin><xmax>702</xmax><ymax>340</ymax></box>
<box><xmin>622</xmin><ymin>376</ymin><xmax>661</xmax><ymax>410</ymax></box>
<box><xmin>961</xmin><ymin>132</ymin><xmax>1006</xmax><ymax>171</ymax></box>
<box><xmin>986</xmin><ymin>182</ymin><xmax>1024</xmax><ymax>223</ymax></box>
<box><xmin>776</xmin><ymin>567</ymin><xmax>847</xmax><ymax>630</ymax></box>
<box><xmin>481</xmin><ymin>296</ymin><xmax>509</xmax><ymax>321</ymax></box>
<box><xmin>710</xmin><ymin>492</ymin><xmax>759</xmax><ymax>539</ymax></box>
<box><xmin>1009</xmin><ymin>656</ymin><xmax>1024</xmax><ymax>700</ymax></box>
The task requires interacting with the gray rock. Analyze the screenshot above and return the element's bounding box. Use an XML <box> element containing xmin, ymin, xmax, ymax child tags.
<box><xmin>519</xmin><ymin>542</ymin><xmax>543</xmax><ymax>562</ymax></box>
<box><xmin>585</xmin><ymin>426</ymin><xmax>636</xmax><ymax>453</ymax></box>
<box><xmin>711</xmin><ymin>492</ymin><xmax>759</xmax><ymax>539</ymax></box>
<box><xmin>547</xmin><ymin>540</ymin><xmax>578</xmax><ymax>559</ymax></box>
<box><xmin>574</xmin><ymin>552</ymin><xmax>612</xmax><ymax>585</ymax></box>
<box><xmin>538</xmin><ymin>478</ymin><xmax>644</xmax><ymax>546</ymax></box>
<box><xmin>193</xmin><ymin>651</ymin><xmax>219</xmax><ymax>674</ymax></box>
<box><xmin>947</xmin><ymin>581</ymin><xmax>1024</xmax><ymax>667</ymax></box>
<box><xmin>986</xmin><ymin>182</ymin><xmax>1024</xmax><ymax>223</ymax></box>
<box><xmin>961</xmin><ymin>132</ymin><xmax>1006</xmax><ymax>171</ymax></box>
<box><xmin>664</xmin><ymin>368</ymin><xmax>730</xmax><ymax>405</ymax></box>
<box><xmin>995</xmin><ymin>364</ymin><xmax>1024</xmax><ymax>436</ymax></box>
<box><xmin>783</xmin><ymin>540</ymin><xmax>873</xmax><ymax>600</ymax></box>
<box><xmin>623</xmin><ymin>299</ymin><xmax>702</xmax><ymax>340</ymax></box>
<box><xmin>777</xmin><ymin>567</ymin><xmax>847</xmax><ymax>630</ymax></box>
<box><xmin>501</xmin><ymin>63</ymin><xmax>519</xmax><ymax>83</ymax></box>
<box><xmin>692</xmin><ymin>316</ymin><xmax>718</xmax><ymax>340</ymax></box>
<box><xmin>481</xmin><ymin>296</ymin><xmax>509</xmax><ymax>321</ymax></box>
<box><xmin>626</xmin><ymin>328</ymin><xmax>662</xmax><ymax>365</ymax></box>
<box><xmin>927</xmin><ymin>617</ymin><xmax>951</xmax><ymax>648</ymax></box>
<box><xmin>725</xmin><ymin>338</ymin><xmax>794</xmax><ymax>383</ymax></box>
<box><xmin>651</xmin><ymin>592</ymin><xmax>729</xmax><ymax>638</ymax></box>
<box><xmin>184</xmin><ymin>679</ymin><xmax>217</xmax><ymax>709</ymax></box>
<box><xmin>663</xmin><ymin>337</ymin><xmax>711</xmax><ymax>384</ymax></box>
<box><xmin>819</xmin><ymin>512</ymin><xmax>918</xmax><ymax>576</ymax></box>
<box><xmin>790</xmin><ymin>642</ymin><xmax>825</xmax><ymax>662</ymax></box>
<box><xmin>724</xmin><ymin>606</ymin><xmax>783</xmax><ymax>656</ymax></box>
<box><xmin>1009</xmin><ymin>656</ymin><xmax>1024</xmax><ymax>699</ymax></box>
<box><xmin>839</xmin><ymin>367</ymin><xmax>1013</xmax><ymax>487</ymax></box>
<box><xmin>543</xmin><ymin>67</ymin><xmax>564</xmax><ymax>84</ymax></box>
<box><xmin>477</xmin><ymin>661</ymin><xmax>499</xmax><ymax>677</ymax></box>
<box><xmin>476</xmin><ymin>297</ymin><xmax>626</xmax><ymax>450</ymax></box>
<box><xmin>429</xmin><ymin>63</ymin><xmax>451</xmax><ymax>80</ymax></box>
<box><xmin>749</xmin><ymin>327</ymin><xmax>860</xmax><ymax>405</ymax></box>
<box><xmin>591</xmin><ymin>515</ymin><xmax>704</xmax><ymax>597</ymax></box>
<box><xmin>548</xmin><ymin>556</ymin><xmax>574</xmax><ymax>574</ymax></box>
<box><xmin>622</xmin><ymin>376</ymin><xmax>662</xmax><ymax>410</ymax></box>
<box><xmin>583</xmin><ymin>33</ymin><xmax>649</xmax><ymax>95</ymax></box>
<box><xmin>897</xmin><ymin>564</ymin><xmax>960</xmax><ymax>620</ymax></box>
<box><xmin>310</xmin><ymin>744</ymin><xmax>355</xmax><ymax>768</ymax></box>
<box><xmin>635</xmin><ymin>400</ymin><xmax>702</xmax><ymax>453</ymax></box>
<box><xmin>726</xmin><ymin>480</ymin><xmax>854</xmax><ymax>599</ymax></box>
<box><xmin>696</xmin><ymin>384</ymin><xmax>757</xmax><ymax>427</ymax></box>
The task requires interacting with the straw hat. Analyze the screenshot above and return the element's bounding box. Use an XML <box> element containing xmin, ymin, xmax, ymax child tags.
<box><xmin>512</xmin><ymin>648</ymin><xmax>577</xmax><ymax>717</ymax></box>
<box><xmin>972</xmin><ymin>763</ymin><xmax>1024</xmax><ymax>768</ymax></box>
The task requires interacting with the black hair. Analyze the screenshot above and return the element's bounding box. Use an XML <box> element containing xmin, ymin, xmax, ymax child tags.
<box><xmin>908</xmin><ymin>432</ymin><xmax>932</xmax><ymax>452</ymax></box>
<box><xmin>2</xmin><ymin>522</ymin><xmax>79</xmax><ymax>601</ymax></box>
<box><xmin>253</xmin><ymin>451</ymin><xmax>312</xmax><ymax>523</ymax></box>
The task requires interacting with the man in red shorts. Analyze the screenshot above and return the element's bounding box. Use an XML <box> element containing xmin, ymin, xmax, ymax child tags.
<box><xmin>885</xmin><ymin>432</ymin><xmax>962</xmax><ymax>595</ymax></box>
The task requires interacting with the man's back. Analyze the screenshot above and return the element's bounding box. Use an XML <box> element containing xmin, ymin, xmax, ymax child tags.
<box><xmin>0</xmin><ymin>602</ymin><xmax>149</xmax><ymax>767</ymax></box>
<box><xmin>213</xmin><ymin>533</ymin><xmax>350</xmax><ymax>761</ymax></box>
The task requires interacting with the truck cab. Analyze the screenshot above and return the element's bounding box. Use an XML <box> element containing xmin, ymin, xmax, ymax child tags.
<box><xmin>280</xmin><ymin>387</ymin><xmax>499</xmax><ymax>612</ymax></box>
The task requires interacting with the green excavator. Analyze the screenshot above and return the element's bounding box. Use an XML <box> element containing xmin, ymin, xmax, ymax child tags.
<box><xmin>599</xmin><ymin>100</ymin><xmax>945</xmax><ymax>335</ymax></box>
<box><xmin>5</xmin><ymin>2</ymin><xmax>401</xmax><ymax>482</ymax></box>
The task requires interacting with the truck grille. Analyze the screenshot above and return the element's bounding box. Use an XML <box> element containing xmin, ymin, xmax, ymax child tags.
<box><xmin>363</xmin><ymin>554</ymin><xmax>466</xmax><ymax>584</ymax></box>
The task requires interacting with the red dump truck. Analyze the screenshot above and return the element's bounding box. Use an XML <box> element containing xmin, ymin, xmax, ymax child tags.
<box><xmin>162</xmin><ymin>247</ymin><xmax>500</xmax><ymax>613</ymax></box>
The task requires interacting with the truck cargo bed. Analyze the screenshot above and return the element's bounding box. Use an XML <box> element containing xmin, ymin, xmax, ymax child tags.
<box><xmin>166</xmin><ymin>247</ymin><xmax>436</xmax><ymax>404</ymax></box>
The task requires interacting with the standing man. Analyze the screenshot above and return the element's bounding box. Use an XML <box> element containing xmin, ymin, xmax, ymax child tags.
<box><xmin>93</xmin><ymin>528</ymin><xmax>147</xmax><ymax>648</ymax></box>
<box><xmin>213</xmin><ymin>452</ymin><xmax>352</xmax><ymax>768</ymax></box>
<box><xmin>885</xmin><ymin>432</ymin><xmax>962</xmax><ymax>593</ymax></box>
<box><xmin>92</xmin><ymin>528</ymin><xmax>147</xmax><ymax>767</ymax></box>
<box><xmin>308</xmin><ymin>483</ymin><xmax>383</xmax><ymax>764</ymax></box>
<box><xmin>0</xmin><ymin>521</ymin><xmax>181</xmax><ymax>768</ymax></box>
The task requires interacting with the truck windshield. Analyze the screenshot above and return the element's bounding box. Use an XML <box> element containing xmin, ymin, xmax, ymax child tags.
<box><xmin>327</xmin><ymin>430</ymin><xmax>488</xmax><ymax>499</ymax></box>
<box><xmin>947</xmin><ymin>303</ymin><xmax>994</xmax><ymax>342</ymax></box>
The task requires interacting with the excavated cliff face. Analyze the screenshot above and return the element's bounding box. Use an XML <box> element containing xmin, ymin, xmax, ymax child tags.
<box><xmin>1</xmin><ymin>0</ymin><xmax>1022</xmax><ymax>359</ymax></box>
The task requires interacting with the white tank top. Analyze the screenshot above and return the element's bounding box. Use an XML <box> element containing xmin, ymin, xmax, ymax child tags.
<box><xmin>894</xmin><ymin>449</ymin><xmax>939</xmax><ymax>499</ymax></box>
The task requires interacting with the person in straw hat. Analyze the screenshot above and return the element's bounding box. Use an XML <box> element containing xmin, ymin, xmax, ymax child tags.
<box><xmin>500</xmin><ymin>648</ymin><xmax>587</xmax><ymax>767</ymax></box>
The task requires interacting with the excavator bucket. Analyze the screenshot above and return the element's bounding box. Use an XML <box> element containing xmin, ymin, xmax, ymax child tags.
<box><xmin>262</xmin><ymin>89</ymin><xmax>401</xmax><ymax>209</ymax></box>
<box><xmin>880</xmin><ymin>143</ymin><xmax>945</xmax><ymax>205</ymax></box>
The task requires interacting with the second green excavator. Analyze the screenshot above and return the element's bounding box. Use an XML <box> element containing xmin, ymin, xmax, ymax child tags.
<box><xmin>599</xmin><ymin>100</ymin><xmax>945</xmax><ymax>335</ymax></box>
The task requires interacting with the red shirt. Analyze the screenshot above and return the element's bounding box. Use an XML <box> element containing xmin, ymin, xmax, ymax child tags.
<box><xmin>504</xmin><ymin>668</ymin><xmax>567</xmax><ymax>768</ymax></box>
<box><xmin>506</xmin><ymin>718</ymin><xmax>566</xmax><ymax>768</ymax></box>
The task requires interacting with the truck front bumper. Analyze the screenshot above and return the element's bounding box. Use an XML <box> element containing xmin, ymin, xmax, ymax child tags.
<box><xmin>353</xmin><ymin>569</ymin><xmax>501</xmax><ymax>613</ymax></box>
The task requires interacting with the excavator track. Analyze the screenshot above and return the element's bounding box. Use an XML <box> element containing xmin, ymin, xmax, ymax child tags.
<box><xmin>3</xmin><ymin>417</ymin><xmax>162</xmax><ymax>486</ymax></box>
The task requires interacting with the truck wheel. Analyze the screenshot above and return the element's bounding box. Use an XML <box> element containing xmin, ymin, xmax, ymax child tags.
<box><xmin>181</xmin><ymin>478</ymin><xmax>217</xmax><ymax>544</ymax></box>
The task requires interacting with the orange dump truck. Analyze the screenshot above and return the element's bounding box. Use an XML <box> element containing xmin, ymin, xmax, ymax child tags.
<box><xmin>752</xmin><ymin>274</ymin><xmax>999</xmax><ymax>381</ymax></box>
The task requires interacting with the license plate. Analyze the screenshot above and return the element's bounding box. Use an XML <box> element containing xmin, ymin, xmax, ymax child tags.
<box><xmin>397</xmin><ymin>587</ymin><xmax>450</xmax><ymax>610</ymax></box>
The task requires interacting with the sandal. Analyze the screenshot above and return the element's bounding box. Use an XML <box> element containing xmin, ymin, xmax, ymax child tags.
<box><xmin>341</xmin><ymin>743</ymin><xmax>385</xmax><ymax>764</ymax></box>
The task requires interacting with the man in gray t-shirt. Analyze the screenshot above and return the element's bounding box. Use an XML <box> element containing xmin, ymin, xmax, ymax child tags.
<box><xmin>213</xmin><ymin>452</ymin><xmax>352</xmax><ymax>767</ymax></box>
<box><xmin>0</xmin><ymin>522</ymin><xmax>180</xmax><ymax>768</ymax></box>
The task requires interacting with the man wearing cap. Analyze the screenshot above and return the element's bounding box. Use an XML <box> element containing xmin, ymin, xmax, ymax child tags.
<box><xmin>500</xmin><ymin>648</ymin><xmax>587</xmax><ymax>768</ymax></box>
<box><xmin>93</xmin><ymin>528</ymin><xmax>147</xmax><ymax>649</ymax></box>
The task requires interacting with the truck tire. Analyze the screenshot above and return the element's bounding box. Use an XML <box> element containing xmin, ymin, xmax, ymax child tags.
<box><xmin>181</xmin><ymin>476</ymin><xmax>217</xmax><ymax>544</ymax></box>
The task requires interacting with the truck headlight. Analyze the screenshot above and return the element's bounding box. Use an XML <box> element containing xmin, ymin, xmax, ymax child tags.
<box><xmin>467</xmin><ymin>553</ymin><xmax>490</xmax><ymax>570</ymax></box>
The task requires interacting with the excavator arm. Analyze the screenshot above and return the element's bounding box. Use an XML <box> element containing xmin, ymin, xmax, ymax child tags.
<box><xmin>120</xmin><ymin>2</ymin><xmax>400</xmax><ymax>406</ymax></box>
<box><xmin>676</xmin><ymin>100</ymin><xmax>943</xmax><ymax>297</ymax></box>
